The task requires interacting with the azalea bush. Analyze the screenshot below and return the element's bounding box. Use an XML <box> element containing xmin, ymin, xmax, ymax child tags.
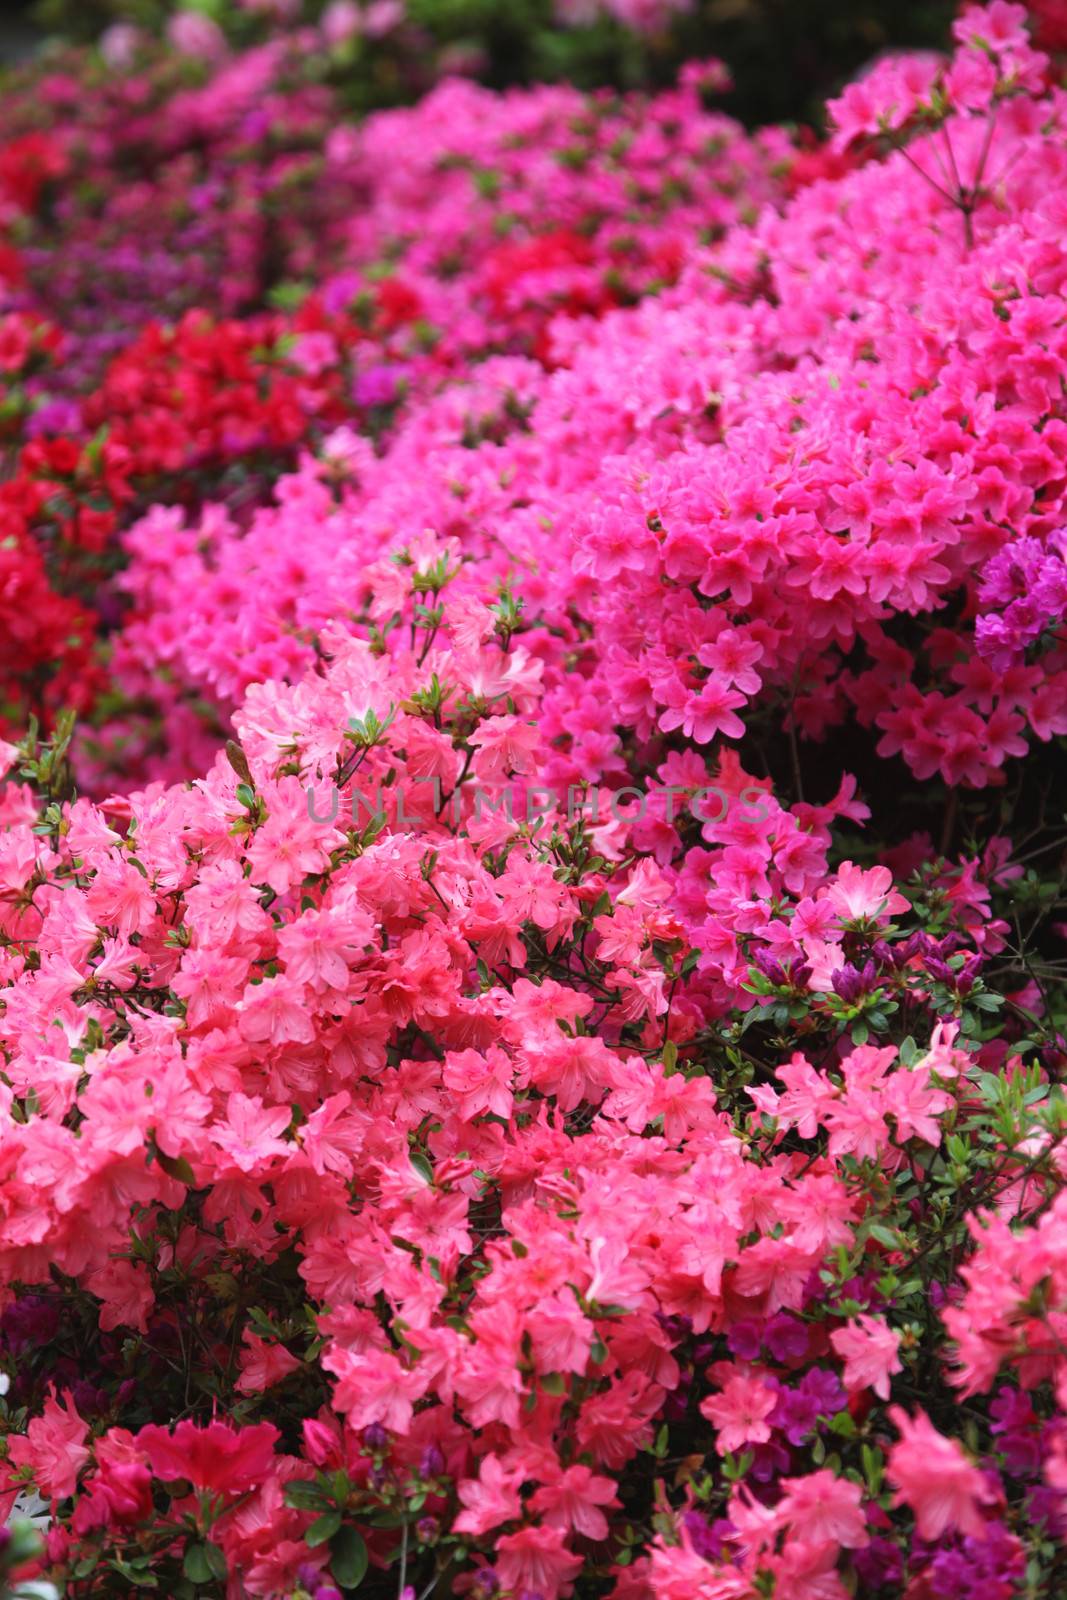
<box><xmin>2</xmin><ymin>2</ymin><xmax>1067</xmax><ymax>1598</ymax></box>
<box><xmin>0</xmin><ymin>32</ymin><xmax>786</xmax><ymax>734</ymax></box>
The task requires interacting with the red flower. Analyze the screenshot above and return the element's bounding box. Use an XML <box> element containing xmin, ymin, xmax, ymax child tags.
<box><xmin>136</xmin><ymin>1419</ymin><xmax>280</xmax><ymax>1493</ymax></box>
<box><xmin>375</xmin><ymin>278</ymin><xmax>422</xmax><ymax>331</ymax></box>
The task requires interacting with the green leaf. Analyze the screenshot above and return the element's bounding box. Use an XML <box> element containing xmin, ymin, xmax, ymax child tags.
<box><xmin>410</xmin><ymin>1150</ymin><xmax>434</xmax><ymax>1184</ymax></box>
<box><xmin>307</xmin><ymin>1510</ymin><xmax>343</xmax><ymax>1547</ymax></box>
<box><xmin>155</xmin><ymin>1148</ymin><xmax>196</xmax><ymax>1186</ymax></box>
<box><xmin>205</xmin><ymin>1544</ymin><xmax>228</xmax><ymax>1581</ymax></box>
<box><xmin>182</xmin><ymin>1544</ymin><xmax>214</xmax><ymax>1584</ymax></box>
<box><xmin>862</xmin><ymin>1443</ymin><xmax>885</xmax><ymax>1493</ymax></box>
<box><xmin>331</xmin><ymin>1526</ymin><xmax>369</xmax><ymax>1588</ymax></box>
<box><xmin>268</xmin><ymin>281</ymin><xmax>312</xmax><ymax>311</ymax></box>
<box><xmin>285</xmin><ymin>1480</ymin><xmax>328</xmax><ymax>1510</ymax></box>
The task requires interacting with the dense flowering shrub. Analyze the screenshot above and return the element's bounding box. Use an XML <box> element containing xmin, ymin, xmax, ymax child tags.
<box><xmin>102</xmin><ymin>2</ymin><xmax>1067</xmax><ymax>803</ymax></box>
<box><xmin>1</xmin><ymin>564</ymin><xmax>1064</xmax><ymax>1600</ymax></box>
<box><xmin>0</xmin><ymin>4</ymin><xmax>1066</xmax><ymax>1599</ymax></box>
<box><xmin>0</xmin><ymin>46</ymin><xmax>780</xmax><ymax>731</ymax></box>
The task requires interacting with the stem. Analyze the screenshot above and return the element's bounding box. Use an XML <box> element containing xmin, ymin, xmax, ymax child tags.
<box><xmin>787</xmin><ymin>667</ymin><xmax>804</xmax><ymax>804</ymax></box>
<box><xmin>436</xmin><ymin>746</ymin><xmax>475</xmax><ymax>819</ymax></box>
<box><xmin>939</xmin><ymin>789</ymin><xmax>959</xmax><ymax>859</ymax></box>
<box><xmin>397</xmin><ymin>1521</ymin><xmax>409</xmax><ymax>1599</ymax></box>
<box><xmin>941</xmin><ymin>123</ymin><xmax>964</xmax><ymax>198</ymax></box>
<box><xmin>972</xmin><ymin>105</ymin><xmax>999</xmax><ymax>197</ymax></box>
<box><xmin>897</xmin><ymin>145</ymin><xmax>957</xmax><ymax>206</ymax></box>
<box><xmin>927</xmin><ymin>129</ymin><xmax>954</xmax><ymax>190</ymax></box>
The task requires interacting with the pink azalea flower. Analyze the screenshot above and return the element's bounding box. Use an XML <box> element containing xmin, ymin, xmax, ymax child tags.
<box><xmin>236</xmin><ymin>1329</ymin><xmax>302</xmax><ymax>1393</ymax></box>
<box><xmin>887</xmin><ymin>1406</ymin><xmax>996</xmax><ymax>1538</ymax></box>
<box><xmin>826</xmin><ymin>862</ymin><xmax>910</xmax><ymax>924</ymax></box>
<box><xmin>453</xmin><ymin>1453</ymin><xmax>523</xmax><ymax>1536</ymax></box>
<box><xmin>8</xmin><ymin>1389</ymin><xmax>90</xmax><ymax>1501</ymax></box>
<box><xmin>778</xmin><ymin>1468</ymin><xmax>869</xmax><ymax>1547</ymax></box>
<box><xmin>699</xmin><ymin>1371</ymin><xmax>778</xmax><ymax>1453</ymax></box>
<box><xmin>830</xmin><ymin>1315</ymin><xmax>903</xmax><ymax>1401</ymax></box>
<box><xmin>494</xmin><ymin>1523</ymin><xmax>584</xmax><ymax>1600</ymax></box>
<box><xmin>529</xmin><ymin>1462</ymin><xmax>620</xmax><ymax>1540</ymax></box>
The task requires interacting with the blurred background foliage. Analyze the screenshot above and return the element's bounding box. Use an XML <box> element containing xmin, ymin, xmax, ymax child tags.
<box><xmin>12</xmin><ymin>0</ymin><xmax>964</xmax><ymax>128</ymax></box>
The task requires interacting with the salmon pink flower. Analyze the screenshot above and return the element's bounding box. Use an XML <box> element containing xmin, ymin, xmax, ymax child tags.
<box><xmin>324</xmin><ymin>1347</ymin><xmax>429</xmax><ymax>1435</ymax></box>
<box><xmin>831</xmin><ymin>1316</ymin><xmax>903</xmax><ymax>1402</ymax></box>
<box><xmin>8</xmin><ymin>1390</ymin><xmax>89</xmax><ymax>1502</ymax></box>
<box><xmin>887</xmin><ymin>1407</ymin><xmax>996</xmax><ymax>1538</ymax></box>
<box><xmin>700</xmin><ymin>1371</ymin><xmax>778</xmax><ymax>1454</ymax></box>
<box><xmin>530</xmin><ymin>1462</ymin><xmax>620</xmax><ymax>1540</ymax></box>
<box><xmin>494</xmin><ymin>1524</ymin><xmax>583</xmax><ymax>1600</ymax></box>
<box><xmin>826</xmin><ymin>863</ymin><xmax>910</xmax><ymax>925</ymax></box>
<box><xmin>236</xmin><ymin>1329</ymin><xmax>302</xmax><ymax>1393</ymax></box>
<box><xmin>453</xmin><ymin>1454</ymin><xmax>524</xmax><ymax>1537</ymax></box>
<box><xmin>778</xmin><ymin>1468</ymin><xmax>868</xmax><ymax>1547</ymax></box>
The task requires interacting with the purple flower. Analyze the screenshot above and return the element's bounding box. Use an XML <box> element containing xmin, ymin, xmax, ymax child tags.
<box><xmin>926</xmin><ymin>1521</ymin><xmax>1024</xmax><ymax>1598</ymax></box>
<box><xmin>989</xmin><ymin>1386</ymin><xmax>1039</xmax><ymax>1478</ymax></box>
<box><xmin>976</xmin><ymin>535</ymin><xmax>1067</xmax><ymax>668</ymax></box>
<box><xmin>1</xmin><ymin>1295</ymin><xmax>60</xmax><ymax>1355</ymax></box>
<box><xmin>770</xmin><ymin>1384</ymin><xmax>820</xmax><ymax>1445</ymax></box>
<box><xmin>1025</xmin><ymin>1483</ymin><xmax>1067</xmax><ymax>1537</ymax></box>
<box><xmin>831</xmin><ymin>959</ymin><xmax>876</xmax><ymax>1003</ymax></box>
<box><xmin>751</xmin><ymin>947</ymin><xmax>786</xmax><ymax>986</ymax></box>
<box><xmin>354</xmin><ymin>363</ymin><xmax>409</xmax><ymax>408</ymax></box>
<box><xmin>872</xmin><ymin>937</ymin><xmax>904</xmax><ymax>970</ymax></box>
<box><xmin>762</xmin><ymin>1312</ymin><xmax>809</xmax><ymax>1363</ymax></box>
<box><xmin>772</xmin><ymin>1366</ymin><xmax>846</xmax><ymax>1445</ymax></box>
<box><xmin>681</xmin><ymin>1510</ymin><xmax>733</xmax><ymax>1560</ymax></box>
<box><xmin>656</xmin><ymin>1312</ymin><xmax>692</xmax><ymax>1345</ymax></box>
<box><xmin>747</xmin><ymin>1437</ymin><xmax>791</xmax><ymax>1482</ymax></box>
<box><xmin>725</xmin><ymin>1319</ymin><xmax>763</xmax><ymax>1361</ymax></box>
<box><xmin>854</xmin><ymin>1536</ymin><xmax>904</xmax><ymax>1589</ymax></box>
<box><xmin>25</xmin><ymin>397</ymin><xmax>83</xmax><ymax>436</ymax></box>
<box><xmin>799</xmin><ymin>1366</ymin><xmax>846</xmax><ymax>1415</ymax></box>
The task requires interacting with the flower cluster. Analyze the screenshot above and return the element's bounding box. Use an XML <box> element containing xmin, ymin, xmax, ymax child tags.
<box><xmin>0</xmin><ymin>4</ymin><xmax>1066</xmax><ymax>1600</ymax></box>
<box><xmin>76</xmin><ymin>0</ymin><xmax>1067</xmax><ymax>806</ymax></box>
<box><xmin>0</xmin><ymin>41</ymin><xmax>778</xmax><ymax>732</ymax></box>
<box><xmin>976</xmin><ymin>532</ymin><xmax>1067</xmax><ymax>669</ymax></box>
<box><xmin>0</xmin><ymin>556</ymin><xmax>1062</xmax><ymax>1599</ymax></box>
